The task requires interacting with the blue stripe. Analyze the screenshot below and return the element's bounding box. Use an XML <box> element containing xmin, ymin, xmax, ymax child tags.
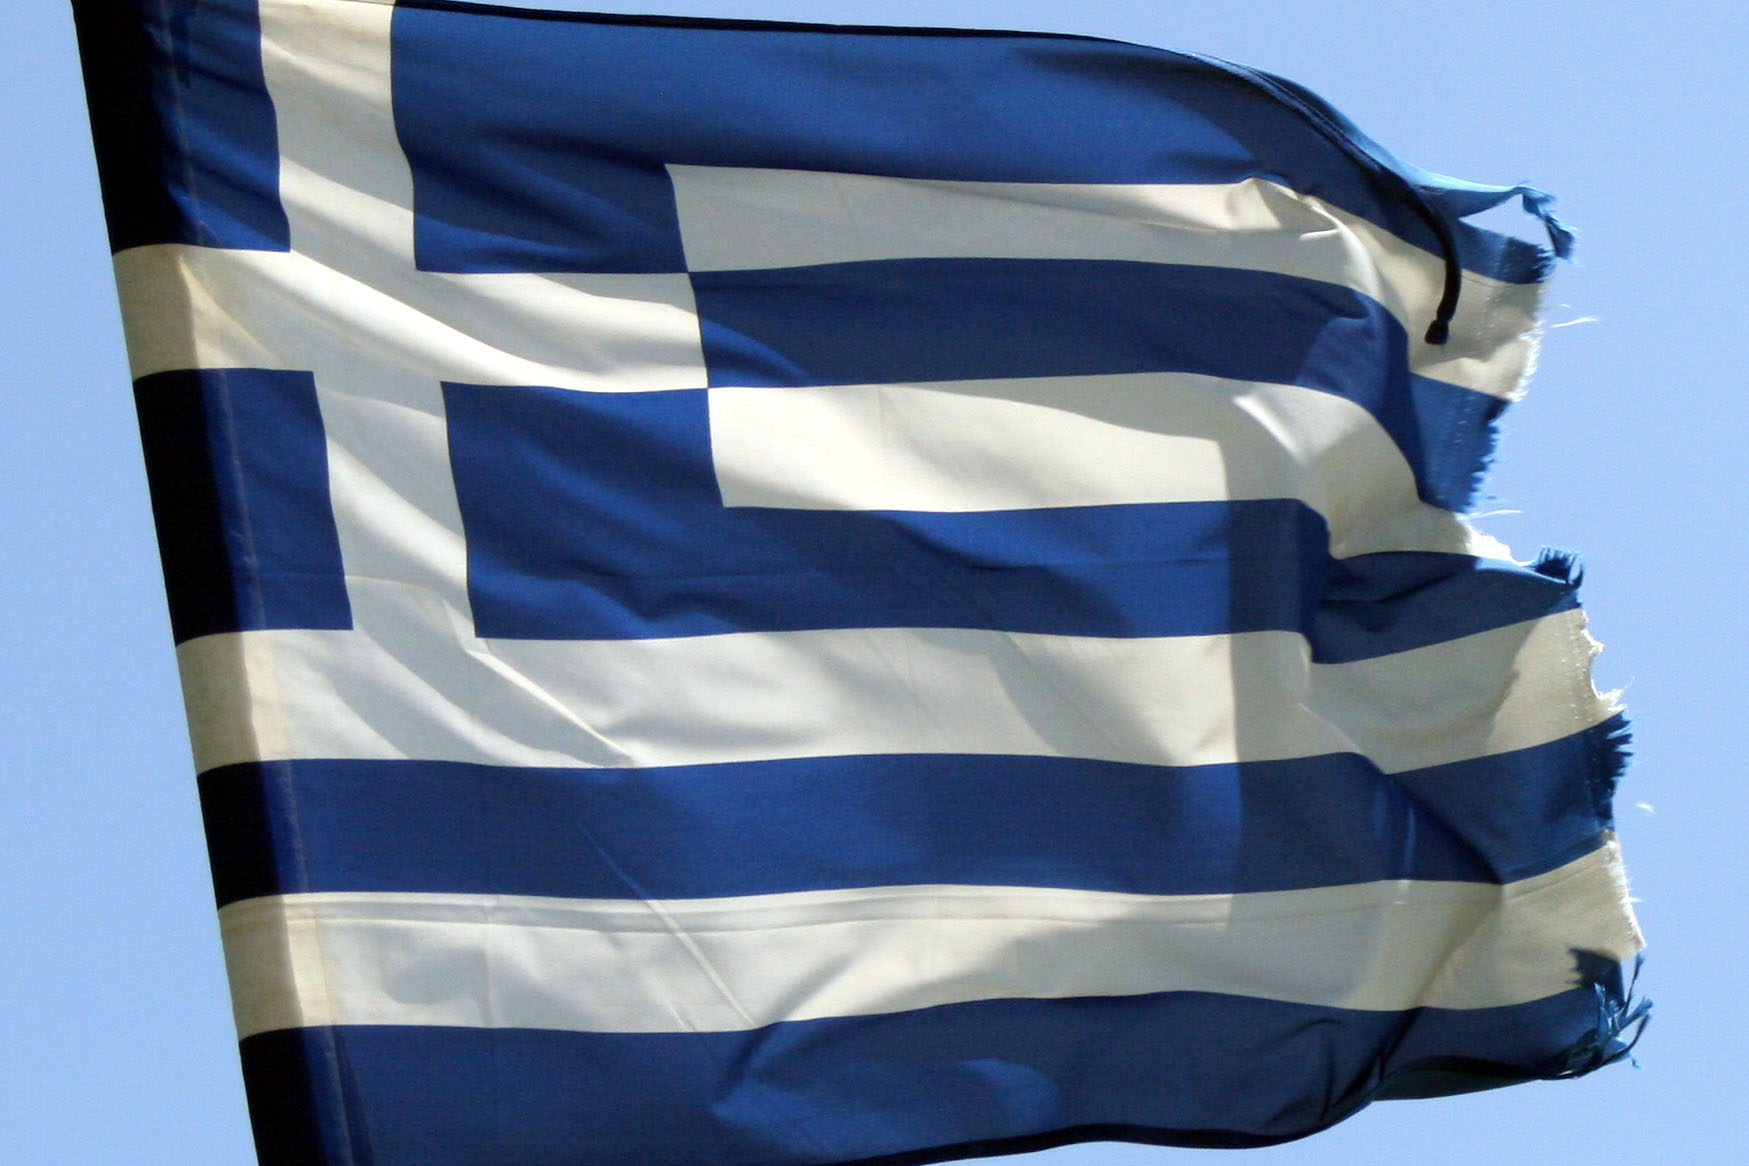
<box><xmin>691</xmin><ymin>259</ymin><xmax>1481</xmax><ymax>509</ymax></box>
<box><xmin>1409</xmin><ymin>374</ymin><xmax>1508</xmax><ymax>512</ymax></box>
<box><xmin>445</xmin><ymin>381</ymin><xmax>1573</xmax><ymax>644</ymax></box>
<box><xmin>71</xmin><ymin>0</ymin><xmax>289</xmax><ymax>253</ymax></box>
<box><xmin>391</xmin><ymin>4</ymin><xmax>1538</xmax><ymax>284</ymax></box>
<box><xmin>695</xmin><ymin>260</ymin><xmax>1402</xmax><ymax>390</ymax></box>
<box><xmin>235</xmin><ymin>983</ymin><xmax>1618</xmax><ymax>1164</ymax></box>
<box><xmin>198</xmin><ymin>719</ymin><xmax>1622</xmax><ymax>908</ymax></box>
<box><xmin>1315</xmin><ymin>548</ymin><xmax>1580</xmax><ymax>663</ymax></box>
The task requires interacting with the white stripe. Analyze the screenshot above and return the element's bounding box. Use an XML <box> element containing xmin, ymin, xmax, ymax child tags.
<box><xmin>219</xmin><ymin>842</ymin><xmax>1641</xmax><ymax>1038</ymax></box>
<box><xmin>176</xmin><ymin>609</ymin><xmax>1615</xmax><ymax>776</ymax></box>
<box><xmin>668</xmin><ymin>166</ymin><xmax>1542</xmax><ymax>400</ymax></box>
<box><xmin>710</xmin><ymin>373</ymin><xmax>1504</xmax><ymax>560</ymax></box>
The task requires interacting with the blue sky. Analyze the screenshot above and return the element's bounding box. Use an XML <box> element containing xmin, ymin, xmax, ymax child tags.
<box><xmin>4</xmin><ymin>1</ymin><xmax>1745</xmax><ymax>1162</ymax></box>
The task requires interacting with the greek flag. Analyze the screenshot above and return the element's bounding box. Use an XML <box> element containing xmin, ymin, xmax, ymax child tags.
<box><xmin>74</xmin><ymin>0</ymin><xmax>1646</xmax><ymax>1162</ymax></box>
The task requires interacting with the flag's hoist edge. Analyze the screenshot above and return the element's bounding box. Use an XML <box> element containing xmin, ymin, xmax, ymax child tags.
<box><xmin>71</xmin><ymin>0</ymin><xmax>1646</xmax><ymax>1163</ymax></box>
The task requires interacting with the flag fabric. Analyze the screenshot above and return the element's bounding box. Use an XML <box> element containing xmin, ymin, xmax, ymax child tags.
<box><xmin>74</xmin><ymin>1</ymin><xmax>1646</xmax><ymax>1162</ymax></box>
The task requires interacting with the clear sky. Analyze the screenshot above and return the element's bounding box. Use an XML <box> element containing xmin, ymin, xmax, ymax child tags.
<box><xmin>5</xmin><ymin>1</ymin><xmax>1745</xmax><ymax>1162</ymax></box>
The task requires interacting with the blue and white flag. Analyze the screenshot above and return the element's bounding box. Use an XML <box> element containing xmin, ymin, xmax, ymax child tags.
<box><xmin>74</xmin><ymin>0</ymin><xmax>1646</xmax><ymax>1161</ymax></box>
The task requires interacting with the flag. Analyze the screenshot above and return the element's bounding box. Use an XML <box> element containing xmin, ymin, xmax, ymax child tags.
<box><xmin>73</xmin><ymin>0</ymin><xmax>1646</xmax><ymax>1162</ymax></box>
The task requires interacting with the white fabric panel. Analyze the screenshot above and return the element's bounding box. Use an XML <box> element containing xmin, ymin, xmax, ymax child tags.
<box><xmin>176</xmin><ymin>608</ymin><xmax>1615</xmax><ymax>776</ymax></box>
<box><xmin>219</xmin><ymin>842</ymin><xmax>1641</xmax><ymax>1039</ymax></box>
<box><xmin>112</xmin><ymin>246</ymin><xmax>705</xmax><ymax>391</ymax></box>
<box><xmin>314</xmin><ymin>363</ymin><xmax>475</xmax><ymax>621</ymax></box>
<box><xmin>260</xmin><ymin>0</ymin><xmax>410</xmax><ymax>272</ymax></box>
<box><xmin>1312</xmin><ymin>603</ymin><xmax>1614</xmax><ymax>772</ymax></box>
<box><xmin>113</xmin><ymin>246</ymin><xmax>301</xmax><ymax>378</ymax></box>
<box><xmin>710</xmin><ymin>373</ymin><xmax>1506</xmax><ymax>560</ymax></box>
<box><xmin>668</xmin><ymin>166</ymin><xmax>1541</xmax><ymax>400</ymax></box>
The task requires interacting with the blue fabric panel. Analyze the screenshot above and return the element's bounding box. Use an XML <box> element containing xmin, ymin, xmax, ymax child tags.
<box><xmin>1450</xmin><ymin>218</ymin><xmax>1555</xmax><ymax>286</ymax></box>
<box><xmin>71</xmin><ymin>0</ymin><xmax>288</xmax><ymax>253</ymax></box>
<box><xmin>198</xmin><ymin>719</ymin><xmax>1622</xmax><ymax>908</ymax></box>
<box><xmin>444</xmin><ymin>381</ymin><xmax>1570</xmax><ymax>646</ymax></box>
<box><xmin>235</xmin><ymin>983</ymin><xmax>1615</xmax><ymax>1164</ymax></box>
<box><xmin>689</xmin><ymin>259</ymin><xmax>1481</xmax><ymax>506</ymax></box>
<box><xmin>694</xmin><ymin>260</ymin><xmax>1401</xmax><ymax>389</ymax></box>
<box><xmin>234</xmin><ymin>1025</ymin><xmax>356</xmax><ymax>1166</ymax></box>
<box><xmin>1410</xmin><ymin>373</ymin><xmax>1510</xmax><ymax>511</ymax></box>
<box><xmin>134</xmin><ymin>369</ymin><xmax>351</xmax><ymax>643</ymax></box>
<box><xmin>389</xmin><ymin>4</ymin><xmax>1522</xmax><ymax>281</ymax></box>
<box><xmin>1313</xmin><ymin>550</ymin><xmax>1580</xmax><ymax>664</ymax></box>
